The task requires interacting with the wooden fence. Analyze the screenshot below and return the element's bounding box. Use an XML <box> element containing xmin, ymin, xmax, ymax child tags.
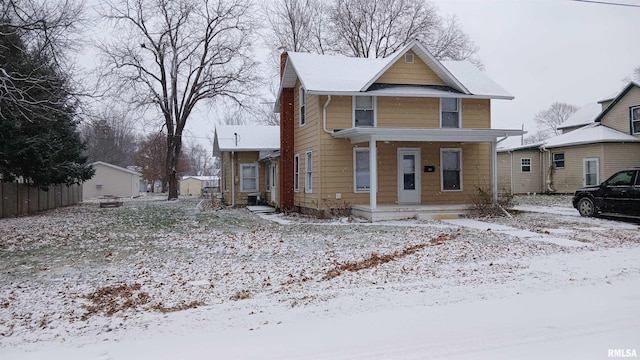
<box><xmin>0</xmin><ymin>182</ymin><xmax>83</xmax><ymax>219</ymax></box>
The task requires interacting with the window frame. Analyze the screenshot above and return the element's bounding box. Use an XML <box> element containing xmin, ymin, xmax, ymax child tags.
<box><xmin>552</xmin><ymin>152</ymin><xmax>565</xmax><ymax>169</ymax></box>
<box><xmin>353</xmin><ymin>148</ymin><xmax>370</xmax><ymax>193</ymax></box>
<box><xmin>440</xmin><ymin>148</ymin><xmax>463</xmax><ymax>192</ymax></box>
<box><xmin>631</xmin><ymin>105</ymin><xmax>640</xmax><ymax>135</ymax></box>
<box><xmin>294</xmin><ymin>154</ymin><xmax>300</xmax><ymax>192</ymax></box>
<box><xmin>299</xmin><ymin>87</ymin><xmax>306</xmax><ymax>126</ymax></box>
<box><xmin>440</xmin><ymin>98</ymin><xmax>461</xmax><ymax>128</ymax></box>
<box><xmin>583</xmin><ymin>157</ymin><xmax>599</xmax><ymax>187</ymax></box>
<box><xmin>521</xmin><ymin>158</ymin><xmax>531</xmax><ymax>173</ymax></box>
<box><xmin>239</xmin><ymin>163</ymin><xmax>258</xmax><ymax>193</ymax></box>
<box><xmin>353</xmin><ymin>96</ymin><xmax>376</xmax><ymax>127</ymax></box>
<box><xmin>305</xmin><ymin>150</ymin><xmax>313</xmax><ymax>193</ymax></box>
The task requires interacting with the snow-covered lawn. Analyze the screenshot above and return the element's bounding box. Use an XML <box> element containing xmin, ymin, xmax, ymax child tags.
<box><xmin>1</xmin><ymin>195</ymin><xmax>639</xmax><ymax>359</ymax></box>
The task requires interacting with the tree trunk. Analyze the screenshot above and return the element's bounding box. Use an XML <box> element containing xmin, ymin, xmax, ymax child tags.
<box><xmin>166</xmin><ymin>134</ymin><xmax>182</xmax><ymax>199</ymax></box>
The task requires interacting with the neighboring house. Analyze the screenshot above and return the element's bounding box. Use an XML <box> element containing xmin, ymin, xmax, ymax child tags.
<box><xmin>179</xmin><ymin>176</ymin><xmax>219</xmax><ymax>196</ymax></box>
<box><xmin>213</xmin><ymin>125</ymin><xmax>280</xmax><ymax>206</ymax></box>
<box><xmin>83</xmin><ymin>161</ymin><xmax>142</xmax><ymax>200</ymax></box>
<box><xmin>498</xmin><ymin>82</ymin><xmax>640</xmax><ymax>194</ymax></box>
<box><xmin>275</xmin><ymin>39</ymin><xmax>522</xmax><ymax>220</ymax></box>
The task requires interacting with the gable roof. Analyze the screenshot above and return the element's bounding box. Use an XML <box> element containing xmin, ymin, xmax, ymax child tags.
<box><xmin>594</xmin><ymin>82</ymin><xmax>640</xmax><ymax>123</ymax></box>
<box><xmin>278</xmin><ymin>39</ymin><xmax>513</xmax><ymax>105</ymax></box>
<box><xmin>557</xmin><ymin>103</ymin><xmax>601</xmax><ymax>130</ymax></box>
<box><xmin>92</xmin><ymin>161</ymin><xmax>141</xmax><ymax>176</ymax></box>
<box><xmin>213</xmin><ymin>125</ymin><xmax>280</xmax><ymax>153</ymax></box>
<box><xmin>543</xmin><ymin>123</ymin><xmax>640</xmax><ymax>148</ymax></box>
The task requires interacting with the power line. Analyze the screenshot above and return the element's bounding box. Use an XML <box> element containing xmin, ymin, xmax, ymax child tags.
<box><xmin>569</xmin><ymin>0</ymin><xmax>640</xmax><ymax>8</ymax></box>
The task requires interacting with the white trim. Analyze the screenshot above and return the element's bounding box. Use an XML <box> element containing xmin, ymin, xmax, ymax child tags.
<box><xmin>305</xmin><ymin>150</ymin><xmax>313</xmax><ymax>193</ymax></box>
<box><xmin>332</xmin><ymin>127</ymin><xmax>524</xmax><ymax>144</ymax></box>
<box><xmin>520</xmin><ymin>157</ymin><xmax>532</xmax><ymax>173</ymax></box>
<box><xmin>583</xmin><ymin>157</ymin><xmax>600</xmax><ymax>187</ymax></box>
<box><xmin>294</xmin><ymin>154</ymin><xmax>300</xmax><ymax>192</ymax></box>
<box><xmin>239</xmin><ymin>163</ymin><xmax>258</xmax><ymax>192</ymax></box>
<box><xmin>299</xmin><ymin>87</ymin><xmax>306</xmax><ymax>127</ymax></box>
<box><xmin>353</xmin><ymin>148</ymin><xmax>370</xmax><ymax>193</ymax></box>
<box><xmin>352</xmin><ymin>95</ymin><xmax>377</xmax><ymax>127</ymax></box>
<box><xmin>440</xmin><ymin>98</ymin><xmax>461</xmax><ymax>128</ymax></box>
<box><xmin>440</xmin><ymin>148</ymin><xmax>463</xmax><ymax>192</ymax></box>
<box><xmin>552</xmin><ymin>152</ymin><xmax>565</xmax><ymax>169</ymax></box>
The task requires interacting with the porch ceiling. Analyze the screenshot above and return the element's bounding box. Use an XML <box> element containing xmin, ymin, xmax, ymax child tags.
<box><xmin>332</xmin><ymin>127</ymin><xmax>525</xmax><ymax>144</ymax></box>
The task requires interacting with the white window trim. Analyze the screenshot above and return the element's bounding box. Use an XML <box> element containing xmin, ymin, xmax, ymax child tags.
<box><xmin>552</xmin><ymin>152</ymin><xmax>565</xmax><ymax>169</ymax></box>
<box><xmin>631</xmin><ymin>105</ymin><xmax>640</xmax><ymax>135</ymax></box>
<box><xmin>294</xmin><ymin>154</ymin><xmax>300</xmax><ymax>192</ymax></box>
<box><xmin>583</xmin><ymin>157</ymin><xmax>600</xmax><ymax>187</ymax></box>
<box><xmin>239</xmin><ymin>163</ymin><xmax>258</xmax><ymax>192</ymax></box>
<box><xmin>440</xmin><ymin>98</ymin><xmax>461</xmax><ymax>128</ymax></box>
<box><xmin>299</xmin><ymin>87</ymin><xmax>306</xmax><ymax>127</ymax></box>
<box><xmin>521</xmin><ymin>158</ymin><xmax>531</xmax><ymax>173</ymax></box>
<box><xmin>352</xmin><ymin>96</ymin><xmax>377</xmax><ymax>127</ymax></box>
<box><xmin>353</xmin><ymin>148</ymin><xmax>370</xmax><ymax>193</ymax></box>
<box><xmin>440</xmin><ymin>148</ymin><xmax>463</xmax><ymax>192</ymax></box>
<box><xmin>305</xmin><ymin>150</ymin><xmax>313</xmax><ymax>193</ymax></box>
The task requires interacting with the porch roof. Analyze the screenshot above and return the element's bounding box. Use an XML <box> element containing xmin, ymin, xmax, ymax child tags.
<box><xmin>331</xmin><ymin>127</ymin><xmax>525</xmax><ymax>144</ymax></box>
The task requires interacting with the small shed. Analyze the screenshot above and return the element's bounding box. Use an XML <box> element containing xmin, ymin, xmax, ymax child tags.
<box><xmin>83</xmin><ymin>161</ymin><xmax>142</xmax><ymax>200</ymax></box>
<box><xmin>179</xmin><ymin>176</ymin><xmax>219</xmax><ymax>196</ymax></box>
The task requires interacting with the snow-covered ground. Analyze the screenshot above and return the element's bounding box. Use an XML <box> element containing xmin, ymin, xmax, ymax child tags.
<box><xmin>1</xmin><ymin>195</ymin><xmax>639</xmax><ymax>359</ymax></box>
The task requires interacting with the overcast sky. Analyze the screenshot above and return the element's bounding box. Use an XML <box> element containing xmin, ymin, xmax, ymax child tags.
<box><xmin>180</xmin><ymin>0</ymin><xmax>640</xmax><ymax>147</ymax></box>
<box><xmin>430</xmin><ymin>0</ymin><xmax>640</xmax><ymax>145</ymax></box>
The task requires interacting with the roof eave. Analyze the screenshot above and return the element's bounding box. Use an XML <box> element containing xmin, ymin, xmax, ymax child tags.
<box><xmin>332</xmin><ymin>127</ymin><xmax>525</xmax><ymax>144</ymax></box>
<box><xmin>306</xmin><ymin>89</ymin><xmax>513</xmax><ymax>100</ymax></box>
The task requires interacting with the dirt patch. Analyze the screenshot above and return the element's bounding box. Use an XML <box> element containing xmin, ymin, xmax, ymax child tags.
<box><xmin>81</xmin><ymin>283</ymin><xmax>150</xmax><ymax>319</ymax></box>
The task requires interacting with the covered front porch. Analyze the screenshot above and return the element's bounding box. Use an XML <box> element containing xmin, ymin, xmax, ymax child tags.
<box><xmin>332</xmin><ymin>127</ymin><xmax>523</xmax><ymax>221</ymax></box>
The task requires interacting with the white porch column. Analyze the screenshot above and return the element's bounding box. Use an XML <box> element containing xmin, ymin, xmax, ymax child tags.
<box><xmin>369</xmin><ymin>137</ymin><xmax>378</xmax><ymax>209</ymax></box>
<box><xmin>491</xmin><ymin>140</ymin><xmax>498</xmax><ymax>203</ymax></box>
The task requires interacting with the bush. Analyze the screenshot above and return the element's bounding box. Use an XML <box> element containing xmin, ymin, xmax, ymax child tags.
<box><xmin>469</xmin><ymin>187</ymin><xmax>514</xmax><ymax>217</ymax></box>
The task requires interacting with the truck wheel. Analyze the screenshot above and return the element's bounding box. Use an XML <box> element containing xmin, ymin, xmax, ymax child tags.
<box><xmin>577</xmin><ymin>197</ymin><xmax>595</xmax><ymax>217</ymax></box>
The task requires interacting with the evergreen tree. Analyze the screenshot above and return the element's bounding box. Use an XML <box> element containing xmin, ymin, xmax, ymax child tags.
<box><xmin>0</xmin><ymin>21</ymin><xmax>94</xmax><ymax>187</ymax></box>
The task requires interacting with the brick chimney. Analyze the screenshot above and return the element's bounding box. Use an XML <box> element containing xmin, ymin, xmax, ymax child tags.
<box><xmin>279</xmin><ymin>51</ymin><xmax>295</xmax><ymax>209</ymax></box>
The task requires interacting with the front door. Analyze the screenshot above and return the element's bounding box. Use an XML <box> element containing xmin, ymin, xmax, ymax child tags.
<box><xmin>398</xmin><ymin>149</ymin><xmax>421</xmax><ymax>204</ymax></box>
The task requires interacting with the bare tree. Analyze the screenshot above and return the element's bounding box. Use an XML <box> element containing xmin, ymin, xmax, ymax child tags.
<box><xmin>262</xmin><ymin>0</ymin><xmax>328</xmax><ymax>54</ymax></box>
<box><xmin>80</xmin><ymin>107</ymin><xmax>138</xmax><ymax>167</ymax></box>
<box><xmin>98</xmin><ymin>0</ymin><xmax>258</xmax><ymax>199</ymax></box>
<box><xmin>623</xmin><ymin>66</ymin><xmax>640</xmax><ymax>83</ymax></box>
<box><xmin>0</xmin><ymin>0</ymin><xmax>86</xmax><ymax>123</ymax></box>
<box><xmin>523</xmin><ymin>130</ymin><xmax>551</xmax><ymax>145</ymax></box>
<box><xmin>534</xmin><ymin>102</ymin><xmax>578</xmax><ymax>137</ymax></box>
<box><xmin>184</xmin><ymin>142</ymin><xmax>214</xmax><ymax>176</ymax></box>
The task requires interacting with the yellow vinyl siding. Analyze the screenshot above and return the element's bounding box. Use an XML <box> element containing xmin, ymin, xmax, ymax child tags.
<box><xmin>377</xmin><ymin>97</ymin><xmax>439</xmax><ymax>128</ymax></box>
<box><xmin>599</xmin><ymin>86</ymin><xmax>640</xmax><ymax>134</ymax></box>
<box><xmin>497</xmin><ymin>152</ymin><xmax>512</xmax><ymax>193</ymax></box>
<box><xmin>376</xmin><ymin>51</ymin><xmax>447</xmax><ymax>86</ymax></box>
<box><xmin>325</xmin><ymin>95</ymin><xmax>352</xmax><ymax>130</ymax></box>
<box><xmin>295</xmin><ymin>82</ymin><xmax>321</xmax><ymax>209</ymax></box>
<box><xmin>602</xmin><ymin>143</ymin><xmax>640</xmax><ymax>178</ymax></box>
<box><xmin>547</xmin><ymin>145</ymin><xmax>604</xmax><ymax>193</ymax></box>
<box><xmin>179</xmin><ymin>178</ymin><xmax>202</xmax><ymax>196</ymax></box>
<box><xmin>497</xmin><ymin>149</ymin><xmax>543</xmax><ymax>194</ymax></box>
<box><xmin>233</xmin><ymin>152</ymin><xmax>262</xmax><ymax>205</ymax></box>
<box><xmin>461</xmin><ymin>99</ymin><xmax>491</xmax><ymax>128</ymax></box>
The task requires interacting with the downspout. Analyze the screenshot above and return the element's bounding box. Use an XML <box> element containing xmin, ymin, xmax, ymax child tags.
<box><xmin>322</xmin><ymin>95</ymin><xmax>332</xmax><ymax>134</ymax></box>
<box><xmin>231</xmin><ymin>151</ymin><xmax>236</xmax><ymax>206</ymax></box>
<box><xmin>508</xmin><ymin>150</ymin><xmax>513</xmax><ymax>195</ymax></box>
<box><xmin>541</xmin><ymin>145</ymin><xmax>555</xmax><ymax>193</ymax></box>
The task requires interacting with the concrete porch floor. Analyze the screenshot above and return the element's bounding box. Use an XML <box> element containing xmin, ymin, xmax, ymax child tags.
<box><xmin>352</xmin><ymin>204</ymin><xmax>469</xmax><ymax>221</ymax></box>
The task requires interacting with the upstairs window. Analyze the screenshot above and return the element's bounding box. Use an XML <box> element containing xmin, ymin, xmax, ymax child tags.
<box><xmin>354</xmin><ymin>96</ymin><xmax>375</xmax><ymax>127</ymax></box>
<box><xmin>441</xmin><ymin>98</ymin><xmax>460</xmax><ymax>128</ymax></box>
<box><xmin>552</xmin><ymin>153</ymin><xmax>565</xmax><ymax>169</ymax></box>
<box><xmin>632</xmin><ymin>106</ymin><xmax>640</xmax><ymax>134</ymax></box>
<box><xmin>300</xmin><ymin>88</ymin><xmax>306</xmax><ymax>126</ymax></box>
<box><xmin>521</xmin><ymin>158</ymin><xmax>531</xmax><ymax>173</ymax></box>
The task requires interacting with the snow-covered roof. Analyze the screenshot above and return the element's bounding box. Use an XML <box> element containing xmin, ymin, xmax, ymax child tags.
<box><xmin>92</xmin><ymin>161</ymin><xmax>141</xmax><ymax>176</ymax></box>
<box><xmin>278</xmin><ymin>39</ymin><xmax>513</xmax><ymax>102</ymax></box>
<box><xmin>213</xmin><ymin>125</ymin><xmax>280</xmax><ymax>153</ymax></box>
<box><xmin>543</xmin><ymin>123</ymin><xmax>640</xmax><ymax>148</ymax></box>
<box><xmin>497</xmin><ymin>142</ymin><xmax>544</xmax><ymax>152</ymax></box>
<box><xmin>181</xmin><ymin>176</ymin><xmax>219</xmax><ymax>181</ymax></box>
<box><xmin>595</xmin><ymin>82</ymin><xmax>640</xmax><ymax>123</ymax></box>
<box><xmin>557</xmin><ymin>103</ymin><xmax>601</xmax><ymax>130</ymax></box>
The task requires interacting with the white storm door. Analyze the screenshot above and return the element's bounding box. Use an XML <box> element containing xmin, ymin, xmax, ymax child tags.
<box><xmin>269</xmin><ymin>163</ymin><xmax>278</xmax><ymax>203</ymax></box>
<box><xmin>398</xmin><ymin>149</ymin><xmax>421</xmax><ymax>204</ymax></box>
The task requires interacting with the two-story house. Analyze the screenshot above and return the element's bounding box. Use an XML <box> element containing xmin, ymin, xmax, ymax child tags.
<box><xmin>276</xmin><ymin>40</ymin><xmax>522</xmax><ymax>220</ymax></box>
<box><xmin>498</xmin><ymin>81</ymin><xmax>640</xmax><ymax>194</ymax></box>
